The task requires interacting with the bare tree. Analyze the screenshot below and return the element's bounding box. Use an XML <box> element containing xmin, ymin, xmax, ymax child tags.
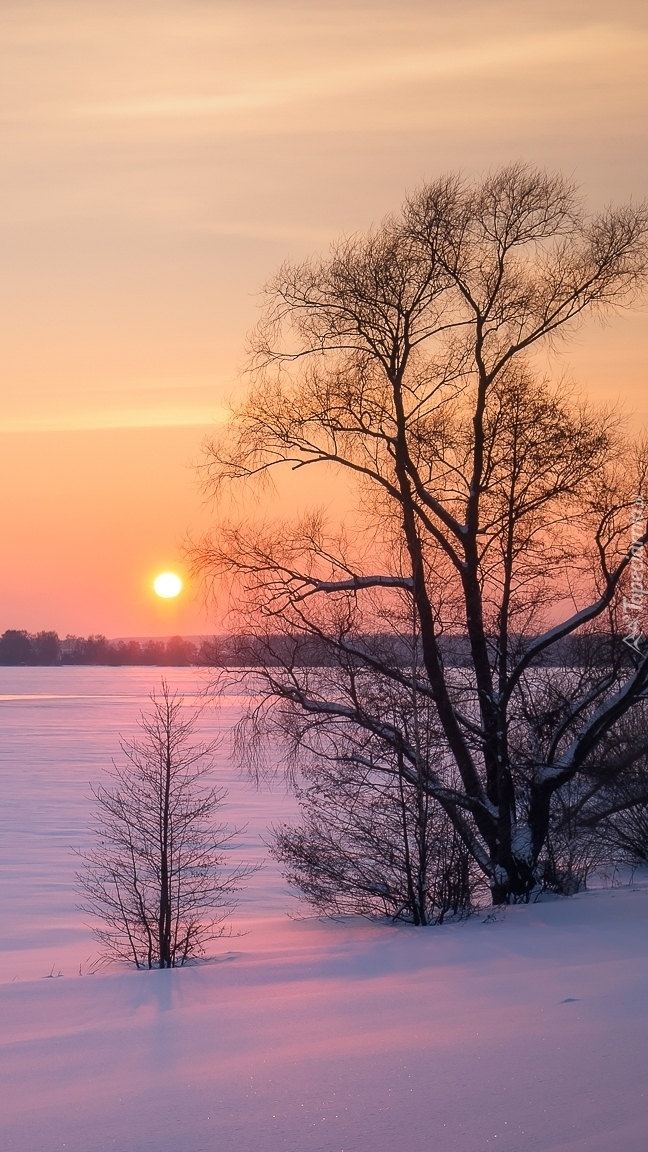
<box><xmin>77</xmin><ymin>681</ymin><xmax>253</xmax><ymax>968</ymax></box>
<box><xmin>552</xmin><ymin>705</ymin><xmax>648</xmax><ymax>882</ymax></box>
<box><xmin>191</xmin><ymin>164</ymin><xmax>648</xmax><ymax>907</ymax></box>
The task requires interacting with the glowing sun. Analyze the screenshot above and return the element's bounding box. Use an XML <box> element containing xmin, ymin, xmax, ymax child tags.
<box><xmin>153</xmin><ymin>571</ymin><xmax>183</xmax><ymax>599</ymax></box>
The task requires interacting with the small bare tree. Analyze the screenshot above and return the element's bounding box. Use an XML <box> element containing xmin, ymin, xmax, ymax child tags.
<box><xmin>262</xmin><ymin>622</ymin><xmax>483</xmax><ymax>924</ymax></box>
<box><xmin>271</xmin><ymin>737</ymin><xmax>483</xmax><ymax>925</ymax></box>
<box><xmin>77</xmin><ymin>681</ymin><xmax>252</xmax><ymax>968</ymax></box>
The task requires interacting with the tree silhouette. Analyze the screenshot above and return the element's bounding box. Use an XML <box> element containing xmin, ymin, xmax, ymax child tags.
<box><xmin>192</xmin><ymin>164</ymin><xmax>648</xmax><ymax>906</ymax></box>
<box><xmin>78</xmin><ymin>681</ymin><xmax>253</xmax><ymax>967</ymax></box>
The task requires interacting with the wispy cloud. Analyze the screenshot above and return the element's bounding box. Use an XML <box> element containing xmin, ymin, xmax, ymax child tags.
<box><xmin>74</xmin><ymin>25</ymin><xmax>642</xmax><ymax>123</ymax></box>
<box><xmin>0</xmin><ymin>379</ymin><xmax>230</xmax><ymax>434</ymax></box>
<box><xmin>0</xmin><ymin>409</ymin><xmax>226</xmax><ymax>434</ymax></box>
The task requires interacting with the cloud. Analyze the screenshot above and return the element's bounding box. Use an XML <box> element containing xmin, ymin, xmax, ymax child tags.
<box><xmin>73</xmin><ymin>25</ymin><xmax>644</xmax><ymax>124</ymax></box>
<box><xmin>0</xmin><ymin>409</ymin><xmax>226</xmax><ymax>434</ymax></box>
<box><xmin>0</xmin><ymin>379</ymin><xmax>230</xmax><ymax>434</ymax></box>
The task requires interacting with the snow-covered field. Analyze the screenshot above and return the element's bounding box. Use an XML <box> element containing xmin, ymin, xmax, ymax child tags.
<box><xmin>2</xmin><ymin>668</ymin><xmax>648</xmax><ymax>1152</ymax></box>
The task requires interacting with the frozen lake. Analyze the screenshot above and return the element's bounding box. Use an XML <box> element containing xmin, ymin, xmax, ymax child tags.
<box><xmin>2</xmin><ymin>667</ymin><xmax>648</xmax><ymax>1152</ymax></box>
<box><xmin>0</xmin><ymin>665</ymin><xmax>297</xmax><ymax>981</ymax></box>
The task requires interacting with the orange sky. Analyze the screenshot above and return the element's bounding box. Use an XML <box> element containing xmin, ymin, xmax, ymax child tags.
<box><xmin>1</xmin><ymin>0</ymin><xmax>647</xmax><ymax>636</ymax></box>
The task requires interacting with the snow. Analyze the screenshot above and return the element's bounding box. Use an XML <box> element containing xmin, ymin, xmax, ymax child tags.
<box><xmin>2</xmin><ymin>668</ymin><xmax>648</xmax><ymax>1152</ymax></box>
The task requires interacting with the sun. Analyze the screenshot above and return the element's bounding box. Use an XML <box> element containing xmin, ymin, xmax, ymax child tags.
<box><xmin>153</xmin><ymin>571</ymin><xmax>183</xmax><ymax>599</ymax></box>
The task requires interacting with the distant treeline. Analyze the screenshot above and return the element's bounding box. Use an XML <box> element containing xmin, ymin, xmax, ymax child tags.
<box><xmin>0</xmin><ymin>628</ymin><xmax>620</xmax><ymax>669</ymax></box>
<box><xmin>0</xmin><ymin>630</ymin><xmax>208</xmax><ymax>667</ymax></box>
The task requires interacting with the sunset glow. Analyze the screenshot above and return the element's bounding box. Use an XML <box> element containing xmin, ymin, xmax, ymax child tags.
<box><xmin>0</xmin><ymin>0</ymin><xmax>646</xmax><ymax>640</ymax></box>
<box><xmin>3</xmin><ymin>5</ymin><xmax>648</xmax><ymax>1152</ymax></box>
<box><xmin>153</xmin><ymin>571</ymin><xmax>182</xmax><ymax>599</ymax></box>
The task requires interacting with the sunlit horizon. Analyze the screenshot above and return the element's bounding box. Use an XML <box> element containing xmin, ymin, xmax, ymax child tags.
<box><xmin>1</xmin><ymin>0</ymin><xmax>646</xmax><ymax>637</ymax></box>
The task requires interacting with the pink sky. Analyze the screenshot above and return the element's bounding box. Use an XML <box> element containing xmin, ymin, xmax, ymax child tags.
<box><xmin>1</xmin><ymin>0</ymin><xmax>647</xmax><ymax>636</ymax></box>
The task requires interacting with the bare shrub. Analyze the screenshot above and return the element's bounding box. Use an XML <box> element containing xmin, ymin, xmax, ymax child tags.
<box><xmin>272</xmin><ymin>755</ymin><xmax>485</xmax><ymax>924</ymax></box>
<box><xmin>77</xmin><ymin>681</ymin><xmax>254</xmax><ymax>968</ymax></box>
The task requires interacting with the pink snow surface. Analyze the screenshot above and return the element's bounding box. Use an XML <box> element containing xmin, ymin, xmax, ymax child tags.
<box><xmin>1</xmin><ymin>668</ymin><xmax>648</xmax><ymax>1152</ymax></box>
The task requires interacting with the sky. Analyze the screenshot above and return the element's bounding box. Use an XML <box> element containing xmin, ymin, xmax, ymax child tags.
<box><xmin>1</xmin><ymin>0</ymin><xmax>647</xmax><ymax>637</ymax></box>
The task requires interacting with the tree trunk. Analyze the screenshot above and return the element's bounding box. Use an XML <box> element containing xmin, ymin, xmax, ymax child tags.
<box><xmin>159</xmin><ymin>718</ymin><xmax>173</xmax><ymax>967</ymax></box>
